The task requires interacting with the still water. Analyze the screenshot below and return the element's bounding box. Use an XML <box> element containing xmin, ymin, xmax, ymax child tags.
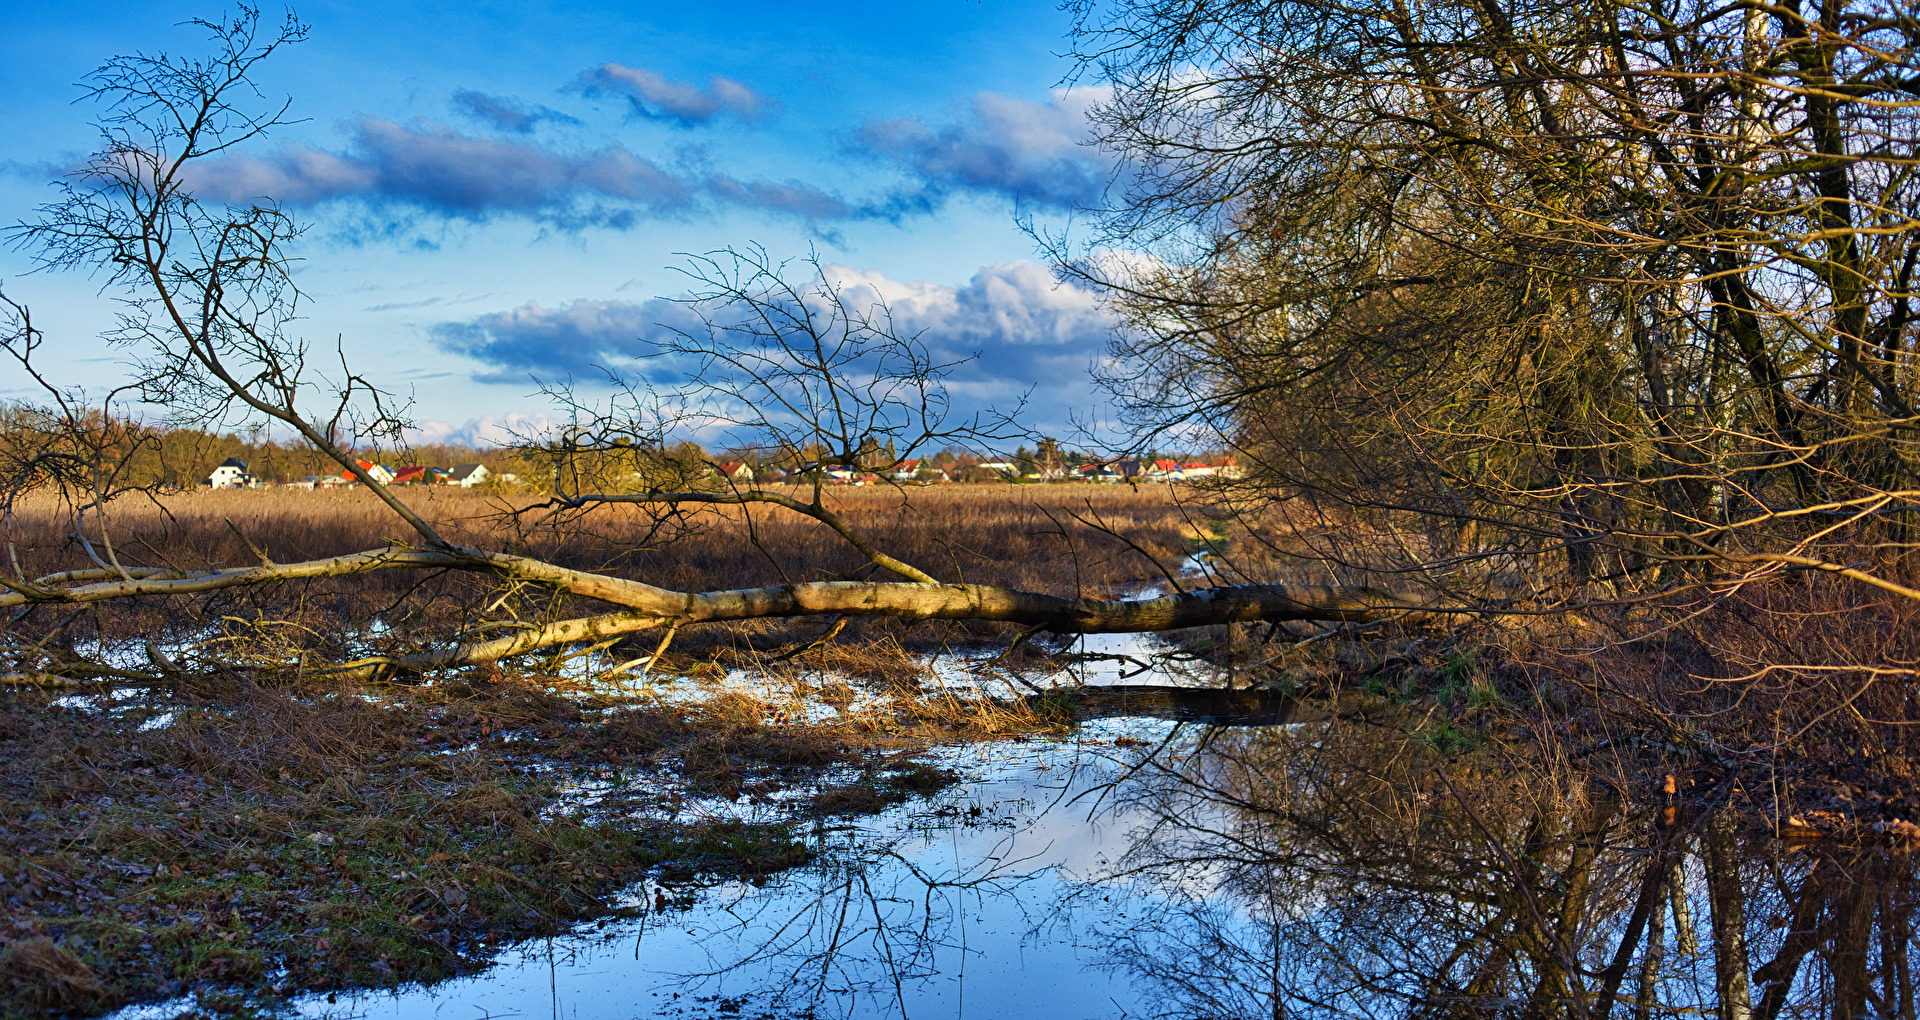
<box><xmin>111</xmin><ymin>634</ymin><xmax>1920</xmax><ymax>1020</ymax></box>
<box><xmin>305</xmin><ymin>720</ymin><xmax>1181</xmax><ymax>1019</ymax></box>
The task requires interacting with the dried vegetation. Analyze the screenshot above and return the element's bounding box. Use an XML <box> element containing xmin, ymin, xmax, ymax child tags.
<box><xmin>2</xmin><ymin>484</ymin><xmax>1195</xmax><ymax>664</ymax></box>
<box><xmin>0</xmin><ymin>647</ymin><xmax>1067</xmax><ymax>1017</ymax></box>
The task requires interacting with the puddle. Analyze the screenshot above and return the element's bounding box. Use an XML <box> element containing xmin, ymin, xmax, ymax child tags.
<box><xmin>91</xmin><ymin>608</ymin><xmax>1920</xmax><ymax>1020</ymax></box>
<box><xmin>196</xmin><ymin>720</ymin><xmax>1180</xmax><ymax>1020</ymax></box>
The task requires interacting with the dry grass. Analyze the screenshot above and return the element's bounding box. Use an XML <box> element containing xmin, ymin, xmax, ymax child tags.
<box><xmin>5</xmin><ymin>483</ymin><xmax>1193</xmax><ymax>588</ymax></box>
<box><xmin>0</xmin><ymin>939</ymin><xmax>109</xmax><ymax>1015</ymax></box>
<box><xmin>1</xmin><ymin>483</ymin><xmax>1203</xmax><ymax>661</ymax></box>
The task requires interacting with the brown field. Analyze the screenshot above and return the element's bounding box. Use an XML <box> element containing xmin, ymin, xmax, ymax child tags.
<box><xmin>3</xmin><ymin>483</ymin><xmax>1210</xmax><ymax>658</ymax></box>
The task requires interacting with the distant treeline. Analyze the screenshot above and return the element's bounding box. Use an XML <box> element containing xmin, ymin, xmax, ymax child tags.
<box><xmin>0</xmin><ymin>406</ymin><xmax>1226</xmax><ymax>494</ymax></box>
<box><xmin>0</xmin><ymin>406</ymin><xmax>497</xmax><ymax>492</ymax></box>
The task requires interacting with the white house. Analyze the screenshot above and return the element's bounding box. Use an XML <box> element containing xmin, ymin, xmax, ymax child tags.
<box><xmin>341</xmin><ymin>459</ymin><xmax>396</xmax><ymax>485</ymax></box>
<box><xmin>207</xmin><ymin>458</ymin><xmax>251</xmax><ymax>489</ymax></box>
<box><xmin>887</xmin><ymin>460</ymin><xmax>949</xmax><ymax>484</ymax></box>
<box><xmin>448</xmin><ymin>463</ymin><xmax>491</xmax><ymax>488</ymax></box>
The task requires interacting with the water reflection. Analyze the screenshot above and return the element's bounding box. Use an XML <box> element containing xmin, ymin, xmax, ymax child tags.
<box><xmin>288</xmin><ymin>705</ymin><xmax>1916</xmax><ymax>1020</ymax></box>
<box><xmin>310</xmin><ymin>731</ymin><xmax>1156</xmax><ymax>1019</ymax></box>
<box><xmin>1088</xmin><ymin>718</ymin><xmax>1920</xmax><ymax>1020</ymax></box>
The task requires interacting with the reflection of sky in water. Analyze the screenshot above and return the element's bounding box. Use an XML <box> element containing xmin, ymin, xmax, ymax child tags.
<box><xmin>289</xmin><ymin>718</ymin><xmax>1191</xmax><ymax>1020</ymax></box>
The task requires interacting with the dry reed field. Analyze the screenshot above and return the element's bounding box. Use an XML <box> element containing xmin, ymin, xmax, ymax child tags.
<box><xmin>5</xmin><ymin>483</ymin><xmax>1206</xmax><ymax>658</ymax></box>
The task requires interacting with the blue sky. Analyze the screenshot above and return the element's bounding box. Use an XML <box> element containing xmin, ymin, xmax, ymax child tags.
<box><xmin>0</xmin><ymin>1</ymin><xmax>1123</xmax><ymax>446</ymax></box>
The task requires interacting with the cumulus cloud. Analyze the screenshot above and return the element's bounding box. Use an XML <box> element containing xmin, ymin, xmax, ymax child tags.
<box><xmin>451</xmin><ymin>89</ymin><xmax>579</xmax><ymax>134</ymax></box>
<box><xmin>575</xmin><ymin>63</ymin><xmax>770</xmax><ymax>125</ymax></box>
<box><xmin>409</xmin><ymin>412</ymin><xmax>562</xmax><ymax>448</ymax></box>
<box><xmin>429</xmin><ymin>260</ymin><xmax>1121</xmax><ymax>429</ymax></box>
<box><xmin>823</xmin><ymin>260</ymin><xmax>1119</xmax><ymax>401</ymax></box>
<box><xmin>181</xmin><ymin>118</ymin><xmax>876</xmax><ymax>229</ymax></box>
<box><xmin>857</xmin><ymin>89</ymin><xmax>1119</xmax><ymax>210</ymax></box>
<box><xmin>185</xmin><ymin>119</ymin><xmax>694</xmax><ymax>224</ymax></box>
<box><xmin>427</xmin><ymin>298</ymin><xmax>683</xmax><ymax>381</ymax></box>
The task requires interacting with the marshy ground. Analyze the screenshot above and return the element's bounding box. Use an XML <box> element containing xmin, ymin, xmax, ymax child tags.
<box><xmin>1</xmin><ymin>484</ymin><xmax>1200</xmax><ymax>1016</ymax></box>
<box><xmin>0</xmin><ymin>658</ymin><xmax>1074</xmax><ymax>1017</ymax></box>
<box><xmin>5</xmin><ymin>485</ymin><xmax>1920</xmax><ymax>1017</ymax></box>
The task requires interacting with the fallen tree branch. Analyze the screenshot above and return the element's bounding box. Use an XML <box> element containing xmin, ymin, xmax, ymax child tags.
<box><xmin>0</xmin><ymin>542</ymin><xmax>1445</xmax><ymax>669</ymax></box>
<box><xmin>0</xmin><ymin>672</ymin><xmax>91</xmax><ymax>688</ymax></box>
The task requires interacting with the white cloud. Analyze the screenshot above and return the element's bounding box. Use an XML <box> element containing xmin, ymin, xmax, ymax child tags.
<box><xmin>857</xmin><ymin>88</ymin><xmax>1121</xmax><ymax>209</ymax></box>
<box><xmin>408</xmin><ymin>411</ymin><xmax>563</xmax><ymax>448</ymax></box>
<box><xmin>429</xmin><ymin>260</ymin><xmax>1123</xmax><ymax>435</ymax></box>
<box><xmin>575</xmin><ymin>63</ymin><xmax>771</xmax><ymax>125</ymax></box>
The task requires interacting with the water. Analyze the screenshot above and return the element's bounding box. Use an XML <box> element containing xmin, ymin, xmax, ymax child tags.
<box><xmin>296</xmin><ymin>710</ymin><xmax>1920</xmax><ymax>1020</ymax></box>
<box><xmin>293</xmin><ymin>719</ymin><xmax>1178</xmax><ymax>1020</ymax></box>
<box><xmin>104</xmin><ymin>627</ymin><xmax>1920</xmax><ymax>1020</ymax></box>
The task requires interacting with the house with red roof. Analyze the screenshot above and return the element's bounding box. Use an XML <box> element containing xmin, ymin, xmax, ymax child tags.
<box><xmin>341</xmin><ymin>459</ymin><xmax>396</xmax><ymax>484</ymax></box>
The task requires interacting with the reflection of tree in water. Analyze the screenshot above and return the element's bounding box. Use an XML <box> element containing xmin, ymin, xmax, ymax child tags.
<box><xmin>645</xmin><ymin>779</ymin><xmax>1082</xmax><ymax>1018</ymax></box>
<box><xmin>622</xmin><ymin>720</ymin><xmax>1915</xmax><ymax>1020</ymax></box>
<box><xmin>1089</xmin><ymin>720</ymin><xmax>1920</xmax><ymax>1020</ymax></box>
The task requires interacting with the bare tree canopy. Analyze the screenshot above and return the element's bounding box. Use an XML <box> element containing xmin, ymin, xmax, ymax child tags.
<box><xmin>0</xmin><ymin>8</ymin><xmax>1430</xmax><ymax>686</ymax></box>
<box><xmin>1061</xmin><ymin>0</ymin><xmax>1920</xmax><ymax>617</ymax></box>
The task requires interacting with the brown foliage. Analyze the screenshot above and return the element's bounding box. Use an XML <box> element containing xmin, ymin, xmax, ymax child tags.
<box><xmin>0</xmin><ymin>938</ymin><xmax>111</xmax><ymax>1015</ymax></box>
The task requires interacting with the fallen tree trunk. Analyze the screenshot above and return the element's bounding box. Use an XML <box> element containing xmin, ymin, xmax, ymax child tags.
<box><xmin>0</xmin><ymin>543</ymin><xmax>1438</xmax><ymax>671</ymax></box>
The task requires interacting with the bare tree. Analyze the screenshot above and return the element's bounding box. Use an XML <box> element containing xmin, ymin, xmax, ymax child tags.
<box><xmin>0</xmin><ymin>9</ymin><xmax>1432</xmax><ymax>685</ymax></box>
<box><xmin>1056</xmin><ymin>0</ymin><xmax>1920</xmax><ymax>765</ymax></box>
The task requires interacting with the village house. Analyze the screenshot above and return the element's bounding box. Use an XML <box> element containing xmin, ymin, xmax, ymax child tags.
<box><xmin>888</xmin><ymin>459</ymin><xmax>948</xmax><ymax>483</ymax></box>
<box><xmin>206</xmin><ymin>457</ymin><xmax>252</xmax><ymax>489</ymax></box>
<box><xmin>714</xmin><ymin>461</ymin><xmax>754</xmax><ymax>483</ymax></box>
<box><xmin>1146</xmin><ymin>459</ymin><xmax>1185</xmax><ymax>480</ymax></box>
<box><xmin>448</xmin><ymin>463</ymin><xmax>490</xmax><ymax>488</ymax></box>
<box><xmin>340</xmin><ymin>459</ymin><xmax>396</xmax><ymax>485</ymax></box>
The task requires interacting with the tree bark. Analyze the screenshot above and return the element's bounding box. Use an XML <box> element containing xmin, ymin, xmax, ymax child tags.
<box><xmin>0</xmin><ymin>543</ymin><xmax>1438</xmax><ymax>669</ymax></box>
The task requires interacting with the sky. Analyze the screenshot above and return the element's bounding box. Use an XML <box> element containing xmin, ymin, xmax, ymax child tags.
<box><xmin>0</xmin><ymin>0</ymin><xmax>1126</xmax><ymax>449</ymax></box>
